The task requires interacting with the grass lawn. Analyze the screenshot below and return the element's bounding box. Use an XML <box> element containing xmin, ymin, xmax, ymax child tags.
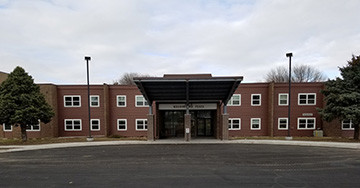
<box><xmin>0</xmin><ymin>136</ymin><xmax>146</xmax><ymax>145</ymax></box>
<box><xmin>230</xmin><ymin>136</ymin><xmax>360</xmax><ymax>143</ymax></box>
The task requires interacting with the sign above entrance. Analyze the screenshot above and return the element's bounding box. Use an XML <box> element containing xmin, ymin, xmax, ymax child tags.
<box><xmin>159</xmin><ymin>103</ymin><xmax>217</xmax><ymax>110</ymax></box>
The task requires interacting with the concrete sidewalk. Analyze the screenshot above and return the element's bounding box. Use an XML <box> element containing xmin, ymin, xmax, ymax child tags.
<box><xmin>1</xmin><ymin>139</ymin><xmax>359</xmax><ymax>153</ymax></box>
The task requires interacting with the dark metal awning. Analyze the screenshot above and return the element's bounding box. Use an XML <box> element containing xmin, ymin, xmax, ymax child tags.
<box><xmin>133</xmin><ymin>74</ymin><xmax>243</xmax><ymax>105</ymax></box>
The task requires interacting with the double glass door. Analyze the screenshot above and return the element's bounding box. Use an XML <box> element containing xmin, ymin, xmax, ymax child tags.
<box><xmin>160</xmin><ymin>110</ymin><xmax>214</xmax><ymax>138</ymax></box>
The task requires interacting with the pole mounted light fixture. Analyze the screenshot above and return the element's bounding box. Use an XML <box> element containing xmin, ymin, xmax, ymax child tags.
<box><xmin>286</xmin><ymin>52</ymin><xmax>293</xmax><ymax>139</ymax></box>
<box><xmin>85</xmin><ymin>56</ymin><xmax>93</xmax><ymax>141</ymax></box>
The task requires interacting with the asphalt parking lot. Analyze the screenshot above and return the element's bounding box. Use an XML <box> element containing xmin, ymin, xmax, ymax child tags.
<box><xmin>0</xmin><ymin>144</ymin><xmax>360</xmax><ymax>187</ymax></box>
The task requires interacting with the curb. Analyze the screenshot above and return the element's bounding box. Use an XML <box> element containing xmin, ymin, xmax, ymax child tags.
<box><xmin>1</xmin><ymin>139</ymin><xmax>359</xmax><ymax>153</ymax></box>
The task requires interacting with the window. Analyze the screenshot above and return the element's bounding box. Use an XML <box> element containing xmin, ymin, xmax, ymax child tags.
<box><xmin>251</xmin><ymin>118</ymin><xmax>261</xmax><ymax>130</ymax></box>
<box><xmin>135</xmin><ymin>95</ymin><xmax>149</xmax><ymax>107</ymax></box>
<box><xmin>64</xmin><ymin>119</ymin><xmax>82</xmax><ymax>131</ymax></box>
<box><xmin>278</xmin><ymin>93</ymin><xmax>288</xmax><ymax>106</ymax></box>
<box><xmin>342</xmin><ymin>119</ymin><xmax>354</xmax><ymax>130</ymax></box>
<box><xmin>117</xmin><ymin>119</ymin><xmax>127</xmax><ymax>131</ymax></box>
<box><xmin>91</xmin><ymin>119</ymin><xmax>100</xmax><ymax>131</ymax></box>
<box><xmin>90</xmin><ymin>95</ymin><xmax>99</xmax><ymax>107</ymax></box>
<box><xmin>228</xmin><ymin>118</ymin><xmax>241</xmax><ymax>130</ymax></box>
<box><xmin>297</xmin><ymin>118</ymin><xmax>316</xmax><ymax>130</ymax></box>
<box><xmin>227</xmin><ymin>94</ymin><xmax>241</xmax><ymax>106</ymax></box>
<box><xmin>26</xmin><ymin>121</ymin><xmax>40</xmax><ymax>131</ymax></box>
<box><xmin>3</xmin><ymin>124</ymin><xmax>12</xmax><ymax>132</ymax></box>
<box><xmin>251</xmin><ymin>94</ymin><xmax>261</xmax><ymax>106</ymax></box>
<box><xmin>298</xmin><ymin>93</ymin><xmax>316</xmax><ymax>105</ymax></box>
<box><xmin>117</xmin><ymin>95</ymin><xmax>126</xmax><ymax>107</ymax></box>
<box><xmin>136</xmin><ymin>119</ymin><xmax>147</xmax><ymax>130</ymax></box>
<box><xmin>64</xmin><ymin>95</ymin><xmax>81</xmax><ymax>107</ymax></box>
<box><xmin>278</xmin><ymin>118</ymin><xmax>288</xmax><ymax>130</ymax></box>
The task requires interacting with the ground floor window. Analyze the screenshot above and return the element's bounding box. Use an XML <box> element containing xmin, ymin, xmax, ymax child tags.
<box><xmin>342</xmin><ymin>119</ymin><xmax>354</xmax><ymax>130</ymax></box>
<box><xmin>65</xmin><ymin>119</ymin><xmax>82</xmax><ymax>131</ymax></box>
<box><xmin>297</xmin><ymin>118</ymin><xmax>315</xmax><ymax>130</ymax></box>
<box><xmin>118</xmin><ymin>119</ymin><xmax>127</xmax><ymax>131</ymax></box>
<box><xmin>251</xmin><ymin>118</ymin><xmax>261</xmax><ymax>130</ymax></box>
<box><xmin>2</xmin><ymin>124</ymin><xmax>12</xmax><ymax>131</ymax></box>
<box><xmin>278</xmin><ymin>118</ymin><xmax>288</xmax><ymax>130</ymax></box>
<box><xmin>136</xmin><ymin>119</ymin><xmax>147</xmax><ymax>130</ymax></box>
<box><xmin>26</xmin><ymin>121</ymin><xmax>40</xmax><ymax>131</ymax></box>
<box><xmin>228</xmin><ymin>118</ymin><xmax>241</xmax><ymax>130</ymax></box>
<box><xmin>91</xmin><ymin>119</ymin><xmax>100</xmax><ymax>131</ymax></box>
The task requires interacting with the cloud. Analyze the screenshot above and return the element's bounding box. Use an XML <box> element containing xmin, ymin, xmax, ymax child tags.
<box><xmin>0</xmin><ymin>0</ymin><xmax>359</xmax><ymax>84</ymax></box>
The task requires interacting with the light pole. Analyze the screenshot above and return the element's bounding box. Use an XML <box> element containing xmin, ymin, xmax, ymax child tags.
<box><xmin>85</xmin><ymin>56</ymin><xmax>93</xmax><ymax>141</ymax></box>
<box><xmin>286</xmin><ymin>52</ymin><xmax>293</xmax><ymax>139</ymax></box>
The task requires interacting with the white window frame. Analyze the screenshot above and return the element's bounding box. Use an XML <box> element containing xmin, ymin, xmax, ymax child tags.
<box><xmin>251</xmin><ymin>118</ymin><xmax>261</xmax><ymax>130</ymax></box>
<box><xmin>117</xmin><ymin>119</ymin><xmax>127</xmax><ymax>131</ymax></box>
<box><xmin>64</xmin><ymin>119</ymin><xmax>82</xmax><ymax>131</ymax></box>
<box><xmin>227</xmin><ymin>94</ymin><xmax>241</xmax><ymax>106</ymax></box>
<box><xmin>2</xmin><ymin>123</ymin><xmax>12</xmax><ymax>132</ymax></box>
<box><xmin>278</xmin><ymin>93</ymin><xmax>288</xmax><ymax>106</ymax></box>
<box><xmin>228</xmin><ymin>118</ymin><xmax>241</xmax><ymax>130</ymax></box>
<box><xmin>26</xmin><ymin>120</ymin><xmax>41</xmax><ymax>131</ymax></box>
<box><xmin>91</xmin><ymin>119</ymin><xmax>100</xmax><ymax>131</ymax></box>
<box><xmin>251</xmin><ymin>94</ymin><xmax>261</xmax><ymax>106</ymax></box>
<box><xmin>136</xmin><ymin>119</ymin><xmax>148</xmax><ymax>131</ymax></box>
<box><xmin>117</xmin><ymin>95</ymin><xmax>127</xmax><ymax>107</ymax></box>
<box><xmin>135</xmin><ymin>95</ymin><xmax>149</xmax><ymax>107</ymax></box>
<box><xmin>342</xmin><ymin>119</ymin><xmax>354</xmax><ymax>130</ymax></box>
<box><xmin>90</xmin><ymin>95</ymin><xmax>100</xmax><ymax>107</ymax></box>
<box><xmin>298</xmin><ymin>93</ymin><xmax>316</xmax><ymax>105</ymax></box>
<box><xmin>278</xmin><ymin>118</ymin><xmax>288</xmax><ymax>130</ymax></box>
<box><xmin>297</xmin><ymin>118</ymin><xmax>316</xmax><ymax>130</ymax></box>
<box><xmin>64</xmin><ymin>95</ymin><xmax>81</xmax><ymax>107</ymax></box>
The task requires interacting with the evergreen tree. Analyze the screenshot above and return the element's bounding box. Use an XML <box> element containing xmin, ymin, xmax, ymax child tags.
<box><xmin>0</xmin><ymin>66</ymin><xmax>54</xmax><ymax>141</ymax></box>
<box><xmin>319</xmin><ymin>55</ymin><xmax>360</xmax><ymax>139</ymax></box>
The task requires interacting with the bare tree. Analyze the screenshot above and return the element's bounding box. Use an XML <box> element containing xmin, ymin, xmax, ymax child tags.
<box><xmin>265</xmin><ymin>66</ymin><xmax>289</xmax><ymax>83</ymax></box>
<box><xmin>113</xmin><ymin>72</ymin><xmax>150</xmax><ymax>85</ymax></box>
<box><xmin>265</xmin><ymin>64</ymin><xmax>327</xmax><ymax>83</ymax></box>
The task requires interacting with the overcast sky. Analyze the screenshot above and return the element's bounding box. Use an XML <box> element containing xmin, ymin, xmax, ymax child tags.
<box><xmin>1</xmin><ymin>0</ymin><xmax>359</xmax><ymax>84</ymax></box>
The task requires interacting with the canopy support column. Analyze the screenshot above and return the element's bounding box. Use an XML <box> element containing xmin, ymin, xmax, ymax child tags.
<box><xmin>147</xmin><ymin>104</ymin><xmax>155</xmax><ymax>141</ymax></box>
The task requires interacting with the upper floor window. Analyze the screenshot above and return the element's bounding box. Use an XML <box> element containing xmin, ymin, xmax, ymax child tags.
<box><xmin>298</xmin><ymin>93</ymin><xmax>316</xmax><ymax>105</ymax></box>
<box><xmin>91</xmin><ymin>119</ymin><xmax>100</xmax><ymax>131</ymax></box>
<box><xmin>64</xmin><ymin>119</ymin><xmax>82</xmax><ymax>131</ymax></box>
<box><xmin>228</xmin><ymin>94</ymin><xmax>241</xmax><ymax>106</ymax></box>
<box><xmin>251</xmin><ymin>94</ymin><xmax>261</xmax><ymax>106</ymax></box>
<box><xmin>251</xmin><ymin>118</ymin><xmax>261</xmax><ymax>130</ymax></box>
<box><xmin>278</xmin><ymin>93</ymin><xmax>288</xmax><ymax>106</ymax></box>
<box><xmin>342</xmin><ymin>119</ymin><xmax>354</xmax><ymax>130</ymax></box>
<box><xmin>135</xmin><ymin>95</ymin><xmax>149</xmax><ymax>107</ymax></box>
<box><xmin>136</xmin><ymin>119</ymin><xmax>148</xmax><ymax>130</ymax></box>
<box><xmin>90</xmin><ymin>95</ymin><xmax>100</xmax><ymax>107</ymax></box>
<box><xmin>64</xmin><ymin>95</ymin><xmax>81</xmax><ymax>107</ymax></box>
<box><xmin>298</xmin><ymin>118</ymin><xmax>315</xmax><ymax>130</ymax></box>
<box><xmin>117</xmin><ymin>95</ymin><xmax>127</xmax><ymax>107</ymax></box>
<box><xmin>278</xmin><ymin>118</ymin><xmax>288</xmax><ymax>130</ymax></box>
<box><xmin>228</xmin><ymin>118</ymin><xmax>241</xmax><ymax>130</ymax></box>
<box><xmin>2</xmin><ymin>124</ymin><xmax>12</xmax><ymax>132</ymax></box>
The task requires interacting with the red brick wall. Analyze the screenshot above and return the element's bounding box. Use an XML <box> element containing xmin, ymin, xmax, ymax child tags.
<box><xmin>57</xmin><ymin>85</ymin><xmax>106</xmax><ymax>137</ymax></box>
<box><xmin>227</xmin><ymin>82</ymin><xmax>335</xmax><ymax>138</ymax></box>
<box><xmin>272</xmin><ymin>83</ymin><xmax>324</xmax><ymax>137</ymax></box>
<box><xmin>108</xmin><ymin>85</ymin><xmax>151</xmax><ymax>137</ymax></box>
<box><xmin>228</xmin><ymin>83</ymin><xmax>269</xmax><ymax>137</ymax></box>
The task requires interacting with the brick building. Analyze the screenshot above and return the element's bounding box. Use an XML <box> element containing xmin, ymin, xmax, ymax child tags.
<box><xmin>0</xmin><ymin>73</ymin><xmax>355</xmax><ymax>140</ymax></box>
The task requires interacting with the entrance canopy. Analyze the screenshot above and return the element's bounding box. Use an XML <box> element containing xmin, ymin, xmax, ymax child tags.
<box><xmin>134</xmin><ymin>74</ymin><xmax>243</xmax><ymax>104</ymax></box>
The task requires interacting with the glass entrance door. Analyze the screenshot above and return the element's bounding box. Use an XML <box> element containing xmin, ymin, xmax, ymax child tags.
<box><xmin>197</xmin><ymin>118</ymin><xmax>213</xmax><ymax>136</ymax></box>
<box><xmin>161</xmin><ymin>111</ymin><xmax>184</xmax><ymax>138</ymax></box>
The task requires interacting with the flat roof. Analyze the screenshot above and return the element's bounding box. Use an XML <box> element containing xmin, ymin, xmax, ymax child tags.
<box><xmin>134</xmin><ymin>74</ymin><xmax>243</xmax><ymax>104</ymax></box>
